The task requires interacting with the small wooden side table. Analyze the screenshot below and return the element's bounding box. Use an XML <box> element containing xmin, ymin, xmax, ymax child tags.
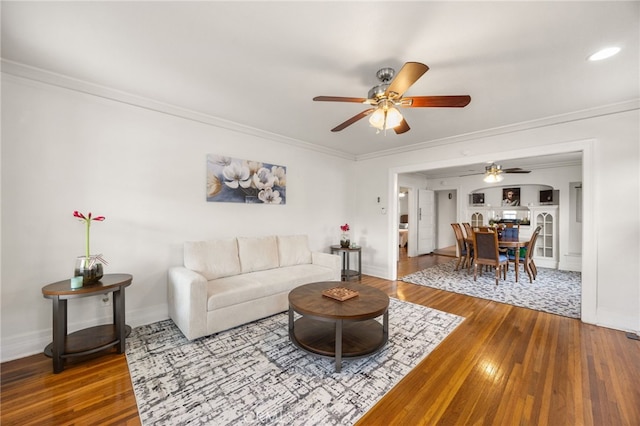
<box><xmin>330</xmin><ymin>245</ymin><xmax>362</xmax><ymax>281</ymax></box>
<box><xmin>41</xmin><ymin>273</ymin><xmax>132</xmax><ymax>373</ymax></box>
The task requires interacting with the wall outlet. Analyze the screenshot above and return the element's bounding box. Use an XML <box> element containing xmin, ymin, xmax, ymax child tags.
<box><xmin>99</xmin><ymin>293</ymin><xmax>112</xmax><ymax>307</ymax></box>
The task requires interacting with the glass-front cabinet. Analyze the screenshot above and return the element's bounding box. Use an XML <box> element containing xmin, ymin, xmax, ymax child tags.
<box><xmin>466</xmin><ymin>205</ymin><xmax>559</xmax><ymax>269</ymax></box>
<box><xmin>530</xmin><ymin>206</ymin><xmax>558</xmax><ymax>268</ymax></box>
<box><xmin>471</xmin><ymin>212</ymin><xmax>484</xmax><ymax>227</ymax></box>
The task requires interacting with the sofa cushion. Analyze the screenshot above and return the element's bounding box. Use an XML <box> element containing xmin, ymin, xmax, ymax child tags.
<box><xmin>237</xmin><ymin>236</ymin><xmax>279</xmax><ymax>273</ymax></box>
<box><xmin>184</xmin><ymin>239</ymin><xmax>240</xmax><ymax>280</ymax></box>
<box><xmin>207</xmin><ymin>264</ymin><xmax>338</xmax><ymax>311</ymax></box>
<box><xmin>207</xmin><ymin>275</ymin><xmax>268</xmax><ymax>310</ymax></box>
<box><xmin>277</xmin><ymin>235</ymin><xmax>312</xmax><ymax>267</ymax></box>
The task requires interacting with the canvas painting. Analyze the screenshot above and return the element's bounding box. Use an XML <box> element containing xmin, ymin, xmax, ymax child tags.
<box><xmin>501</xmin><ymin>187</ymin><xmax>520</xmax><ymax>206</ymax></box>
<box><xmin>207</xmin><ymin>154</ymin><xmax>287</xmax><ymax>204</ymax></box>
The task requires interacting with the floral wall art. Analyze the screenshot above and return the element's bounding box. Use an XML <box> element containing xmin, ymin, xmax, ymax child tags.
<box><xmin>207</xmin><ymin>154</ymin><xmax>287</xmax><ymax>204</ymax></box>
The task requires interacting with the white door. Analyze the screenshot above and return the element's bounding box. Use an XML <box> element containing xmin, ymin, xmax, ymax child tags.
<box><xmin>417</xmin><ymin>189</ymin><xmax>435</xmax><ymax>255</ymax></box>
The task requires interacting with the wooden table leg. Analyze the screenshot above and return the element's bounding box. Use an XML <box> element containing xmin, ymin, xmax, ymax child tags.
<box><xmin>114</xmin><ymin>288</ymin><xmax>126</xmax><ymax>353</ymax></box>
<box><xmin>335</xmin><ymin>320</ymin><xmax>343</xmax><ymax>373</ymax></box>
<box><xmin>288</xmin><ymin>306</ymin><xmax>294</xmax><ymax>332</ymax></box>
<box><xmin>345</xmin><ymin>253</ymin><xmax>350</xmax><ymax>281</ymax></box>
<box><xmin>515</xmin><ymin>246</ymin><xmax>520</xmax><ymax>282</ymax></box>
<box><xmin>51</xmin><ymin>297</ymin><xmax>67</xmax><ymax>374</ymax></box>
<box><xmin>383</xmin><ymin>310</ymin><xmax>389</xmax><ymax>340</ymax></box>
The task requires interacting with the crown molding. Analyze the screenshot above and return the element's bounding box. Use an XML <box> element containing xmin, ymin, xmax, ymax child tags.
<box><xmin>3</xmin><ymin>59</ymin><xmax>636</xmax><ymax>164</ymax></box>
<box><xmin>356</xmin><ymin>98</ymin><xmax>640</xmax><ymax>161</ymax></box>
<box><xmin>1</xmin><ymin>59</ymin><xmax>356</xmax><ymax>161</ymax></box>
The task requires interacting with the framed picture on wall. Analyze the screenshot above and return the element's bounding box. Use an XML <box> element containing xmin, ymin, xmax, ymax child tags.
<box><xmin>471</xmin><ymin>193</ymin><xmax>485</xmax><ymax>205</ymax></box>
<box><xmin>207</xmin><ymin>154</ymin><xmax>287</xmax><ymax>204</ymax></box>
<box><xmin>501</xmin><ymin>187</ymin><xmax>520</xmax><ymax>206</ymax></box>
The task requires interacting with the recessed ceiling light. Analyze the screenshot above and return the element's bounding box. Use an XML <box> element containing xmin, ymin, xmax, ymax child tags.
<box><xmin>588</xmin><ymin>46</ymin><xmax>621</xmax><ymax>61</ymax></box>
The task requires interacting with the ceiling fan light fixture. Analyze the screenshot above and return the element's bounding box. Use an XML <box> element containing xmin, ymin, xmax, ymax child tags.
<box><xmin>385</xmin><ymin>106</ymin><xmax>403</xmax><ymax>128</ymax></box>
<box><xmin>483</xmin><ymin>163</ymin><xmax>504</xmax><ymax>183</ymax></box>
<box><xmin>368</xmin><ymin>108</ymin><xmax>386</xmax><ymax>129</ymax></box>
<box><xmin>483</xmin><ymin>172</ymin><xmax>504</xmax><ymax>183</ymax></box>
<box><xmin>369</xmin><ymin>101</ymin><xmax>403</xmax><ymax>131</ymax></box>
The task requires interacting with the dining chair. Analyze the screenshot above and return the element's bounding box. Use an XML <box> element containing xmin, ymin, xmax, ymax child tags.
<box><xmin>451</xmin><ymin>223</ymin><xmax>470</xmax><ymax>271</ymax></box>
<box><xmin>508</xmin><ymin>225</ymin><xmax>542</xmax><ymax>283</ymax></box>
<box><xmin>502</xmin><ymin>226</ymin><xmax>519</xmax><ymax>239</ymax></box>
<box><xmin>462</xmin><ymin>222</ymin><xmax>473</xmax><ymax>240</ymax></box>
<box><xmin>500</xmin><ymin>226</ymin><xmax>520</xmax><ymax>257</ymax></box>
<box><xmin>473</xmin><ymin>230</ymin><xmax>508</xmax><ymax>285</ymax></box>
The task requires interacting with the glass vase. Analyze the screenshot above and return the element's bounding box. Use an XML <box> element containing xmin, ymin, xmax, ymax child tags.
<box><xmin>74</xmin><ymin>256</ymin><xmax>104</xmax><ymax>285</ymax></box>
<box><xmin>340</xmin><ymin>234</ymin><xmax>350</xmax><ymax>248</ymax></box>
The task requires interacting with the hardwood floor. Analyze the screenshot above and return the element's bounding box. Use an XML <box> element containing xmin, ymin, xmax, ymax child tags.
<box><xmin>2</xmin><ymin>250</ymin><xmax>639</xmax><ymax>425</ymax></box>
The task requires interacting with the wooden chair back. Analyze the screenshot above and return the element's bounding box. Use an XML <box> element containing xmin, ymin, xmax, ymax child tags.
<box><xmin>451</xmin><ymin>223</ymin><xmax>470</xmax><ymax>271</ymax></box>
<box><xmin>502</xmin><ymin>227</ymin><xmax>519</xmax><ymax>240</ymax></box>
<box><xmin>473</xmin><ymin>230</ymin><xmax>508</xmax><ymax>285</ymax></box>
<box><xmin>474</xmin><ymin>231</ymin><xmax>501</xmax><ymax>263</ymax></box>
<box><xmin>526</xmin><ymin>226</ymin><xmax>542</xmax><ymax>260</ymax></box>
<box><xmin>462</xmin><ymin>222</ymin><xmax>473</xmax><ymax>239</ymax></box>
<box><xmin>451</xmin><ymin>223</ymin><xmax>465</xmax><ymax>251</ymax></box>
<box><xmin>475</xmin><ymin>226</ymin><xmax>493</xmax><ymax>233</ymax></box>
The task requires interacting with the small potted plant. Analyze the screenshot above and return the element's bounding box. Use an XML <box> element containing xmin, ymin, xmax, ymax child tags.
<box><xmin>73</xmin><ymin>211</ymin><xmax>108</xmax><ymax>285</ymax></box>
<box><xmin>340</xmin><ymin>223</ymin><xmax>350</xmax><ymax>248</ymax></box>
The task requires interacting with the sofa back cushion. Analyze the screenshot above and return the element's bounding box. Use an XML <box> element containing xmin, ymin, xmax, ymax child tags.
<box><xmin>184</xmin><ymin>238</ymin><xmax>241</xmax><ymax>280</ymax></box>
<box><xmin>238</xmin><ymin>236</ymin><xmax>279</xmax><ymax>273</ymax></box>
<box><xmin>277</xmin><ymin>235</ymin><xmax>312</xmax><ymax>267</ymax></box>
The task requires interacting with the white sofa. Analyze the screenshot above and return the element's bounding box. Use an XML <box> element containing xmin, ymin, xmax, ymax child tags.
<box><xmin>168</xmin><ymin>235</ymin><xmax>341</xmax><ymax>340</ymax></box>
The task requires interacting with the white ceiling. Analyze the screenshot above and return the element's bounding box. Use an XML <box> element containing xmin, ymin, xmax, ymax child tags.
<box><xmin>2</xmin><ymin>1</ymin><xmax>638</xmax><ymax>169</ymax></box>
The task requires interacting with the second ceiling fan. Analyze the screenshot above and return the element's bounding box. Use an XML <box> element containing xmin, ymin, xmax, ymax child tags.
<box><xmin>313</xmin><ymin>62</ymin><xmax>471</xmax><ymax>134</ymax></box>
<box><xmin>474</xmin><ymin>163</ymin><xmax>531</xmax><ymax>183</ymax></box>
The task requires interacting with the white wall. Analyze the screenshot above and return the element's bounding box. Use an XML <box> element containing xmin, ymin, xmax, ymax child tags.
<box><xmin>2</xmin><ymin>72</ymin><xmax>638</xmax><ymax>360</ymax></box>
<box><xmin>435</xmin><ymin>190</ymin><xmax>456</xmax><ymax>249</ymax></box>
<box><xmin>354</xmin><ymin>109</ymin><xmax>639</xmax><ymax>333</ymax></box>
<box><xmin>0</xmin><ymin>75</ymin><xmax>353</xmax><ymax>361</ymax></box>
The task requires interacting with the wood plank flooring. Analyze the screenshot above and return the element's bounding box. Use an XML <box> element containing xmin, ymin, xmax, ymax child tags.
<box><xmin>2</xmin><ymin>249</ymin><xmax>639</xmax><ymax>425</ymax></box>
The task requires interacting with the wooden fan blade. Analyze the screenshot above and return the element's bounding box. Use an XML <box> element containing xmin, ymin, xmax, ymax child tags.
<box><xmin>404</xmin><ymin>95</ymin><xmax>471</xmax><ymax>108</ymax></box>
<box><xmin>504</xmin><ymin>168</ymin><xmax>531</xmax><ymax>174</ymax></box>
<box><xmin>331</xmin><ymin>108</ymin><xmax>375</xmax><ymax>132</ymax></box>
<box><xmin>385</xmin><ymin>62</ymin><xmax>429</xmax><ymax>99</ymax></box>
<box><xmin>313</xmin><ymin>96</ymin><xmax>367</xmax><ymax>103</ymax></box>
<box><xmin>394</xmin><ymin>118</ymin><xmax>410</xmax><ymax>134</ymax></box>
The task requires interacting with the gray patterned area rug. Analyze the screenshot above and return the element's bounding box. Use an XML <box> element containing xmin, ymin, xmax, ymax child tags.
<box><xmin>402</xmin><ymin>260</ymin><xmax>581</xmax><ymax>318</ymax></box>
<box><xmin>126</xmin><ymin>298</ymin><xmax>463</xmax><ymax>426</ymax></box>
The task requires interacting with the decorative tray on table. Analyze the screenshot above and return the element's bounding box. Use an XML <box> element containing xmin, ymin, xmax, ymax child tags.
<box><xmin>322</xmin><ymin>287</ymin><xmax>359</xmax><ymax>301</ymax></box>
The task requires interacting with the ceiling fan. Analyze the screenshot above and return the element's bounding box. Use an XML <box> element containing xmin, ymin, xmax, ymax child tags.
<box><xmin>481</xmin><ymin>163</ymin><xmax>531</xmax><ymax>183</ymax></box>
<box><xmin>313</xmin><ymin>62</ymin><xmax>471</xmax><ymax>134</ymax></box>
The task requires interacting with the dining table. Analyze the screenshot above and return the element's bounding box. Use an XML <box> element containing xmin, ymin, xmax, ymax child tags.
<box><xmin>465</xmin><ymin>234</ymin><xmax>532</xmax><ymax>283</ymax></box>
<box><xmin>497</xmin><ymin>237</ymin><xmax>531</xmax><ymax>283</ymax></box>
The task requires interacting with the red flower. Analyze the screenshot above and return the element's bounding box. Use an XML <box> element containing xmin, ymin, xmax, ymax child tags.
<box><xmin>74</xmin><ymin>211</ymin><xmax>105</xmax><ymax>222</ymax></box>
<box><xmin>73</xmin><ymin>211</ymin><xmax>106</xmax><ymax>258</ymax></box>
<box><xmin>340</xmin><ymin>223</ymin><xmax>350</xmax><ymax>232</ymax></box>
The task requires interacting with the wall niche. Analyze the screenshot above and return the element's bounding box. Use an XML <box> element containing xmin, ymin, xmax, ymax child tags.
<box><xmin>470</xmin><ymin>184</ymin><xmax>553</xmax><ymax>208</ymax></box>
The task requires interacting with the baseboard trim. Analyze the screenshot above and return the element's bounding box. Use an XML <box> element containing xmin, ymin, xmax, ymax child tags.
<box><xmin>1</xmin><ymin>304</ymin><xmax>169</xmax><ymax>363</ymax></box>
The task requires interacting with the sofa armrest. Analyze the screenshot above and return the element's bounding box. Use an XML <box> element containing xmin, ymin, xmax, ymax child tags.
<box><xmin>167</xmin><ymin>266</ymin><xmax>208</xmax><ymax>340</ymax></box>
<box><xmin>312</xmin><ymin>252</ymin><xmax>342</xmax><ymax>281</ymax></box>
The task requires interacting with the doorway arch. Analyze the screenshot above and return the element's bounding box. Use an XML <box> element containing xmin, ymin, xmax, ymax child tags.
<box><xmin>387</xmin><ymin>139</ymin><xmax>596</xmax><ymax>324</ymax></box>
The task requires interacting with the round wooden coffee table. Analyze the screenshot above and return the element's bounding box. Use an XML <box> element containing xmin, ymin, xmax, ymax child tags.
<box><xmin>288</xmin><ymin>281</ymin><xmax>389</xmax><ymax>372</ymax></box>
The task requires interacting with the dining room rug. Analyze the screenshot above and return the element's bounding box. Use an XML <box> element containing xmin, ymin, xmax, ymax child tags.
<box><xmin>126</xmin><ymin>298</ymin><xmax>464</xmax><ymax>426</ymax></box>
<box><xmin>402</xmin><ymin>260</ymin><xmax>581</xmax><ymax>318</ymax></box>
